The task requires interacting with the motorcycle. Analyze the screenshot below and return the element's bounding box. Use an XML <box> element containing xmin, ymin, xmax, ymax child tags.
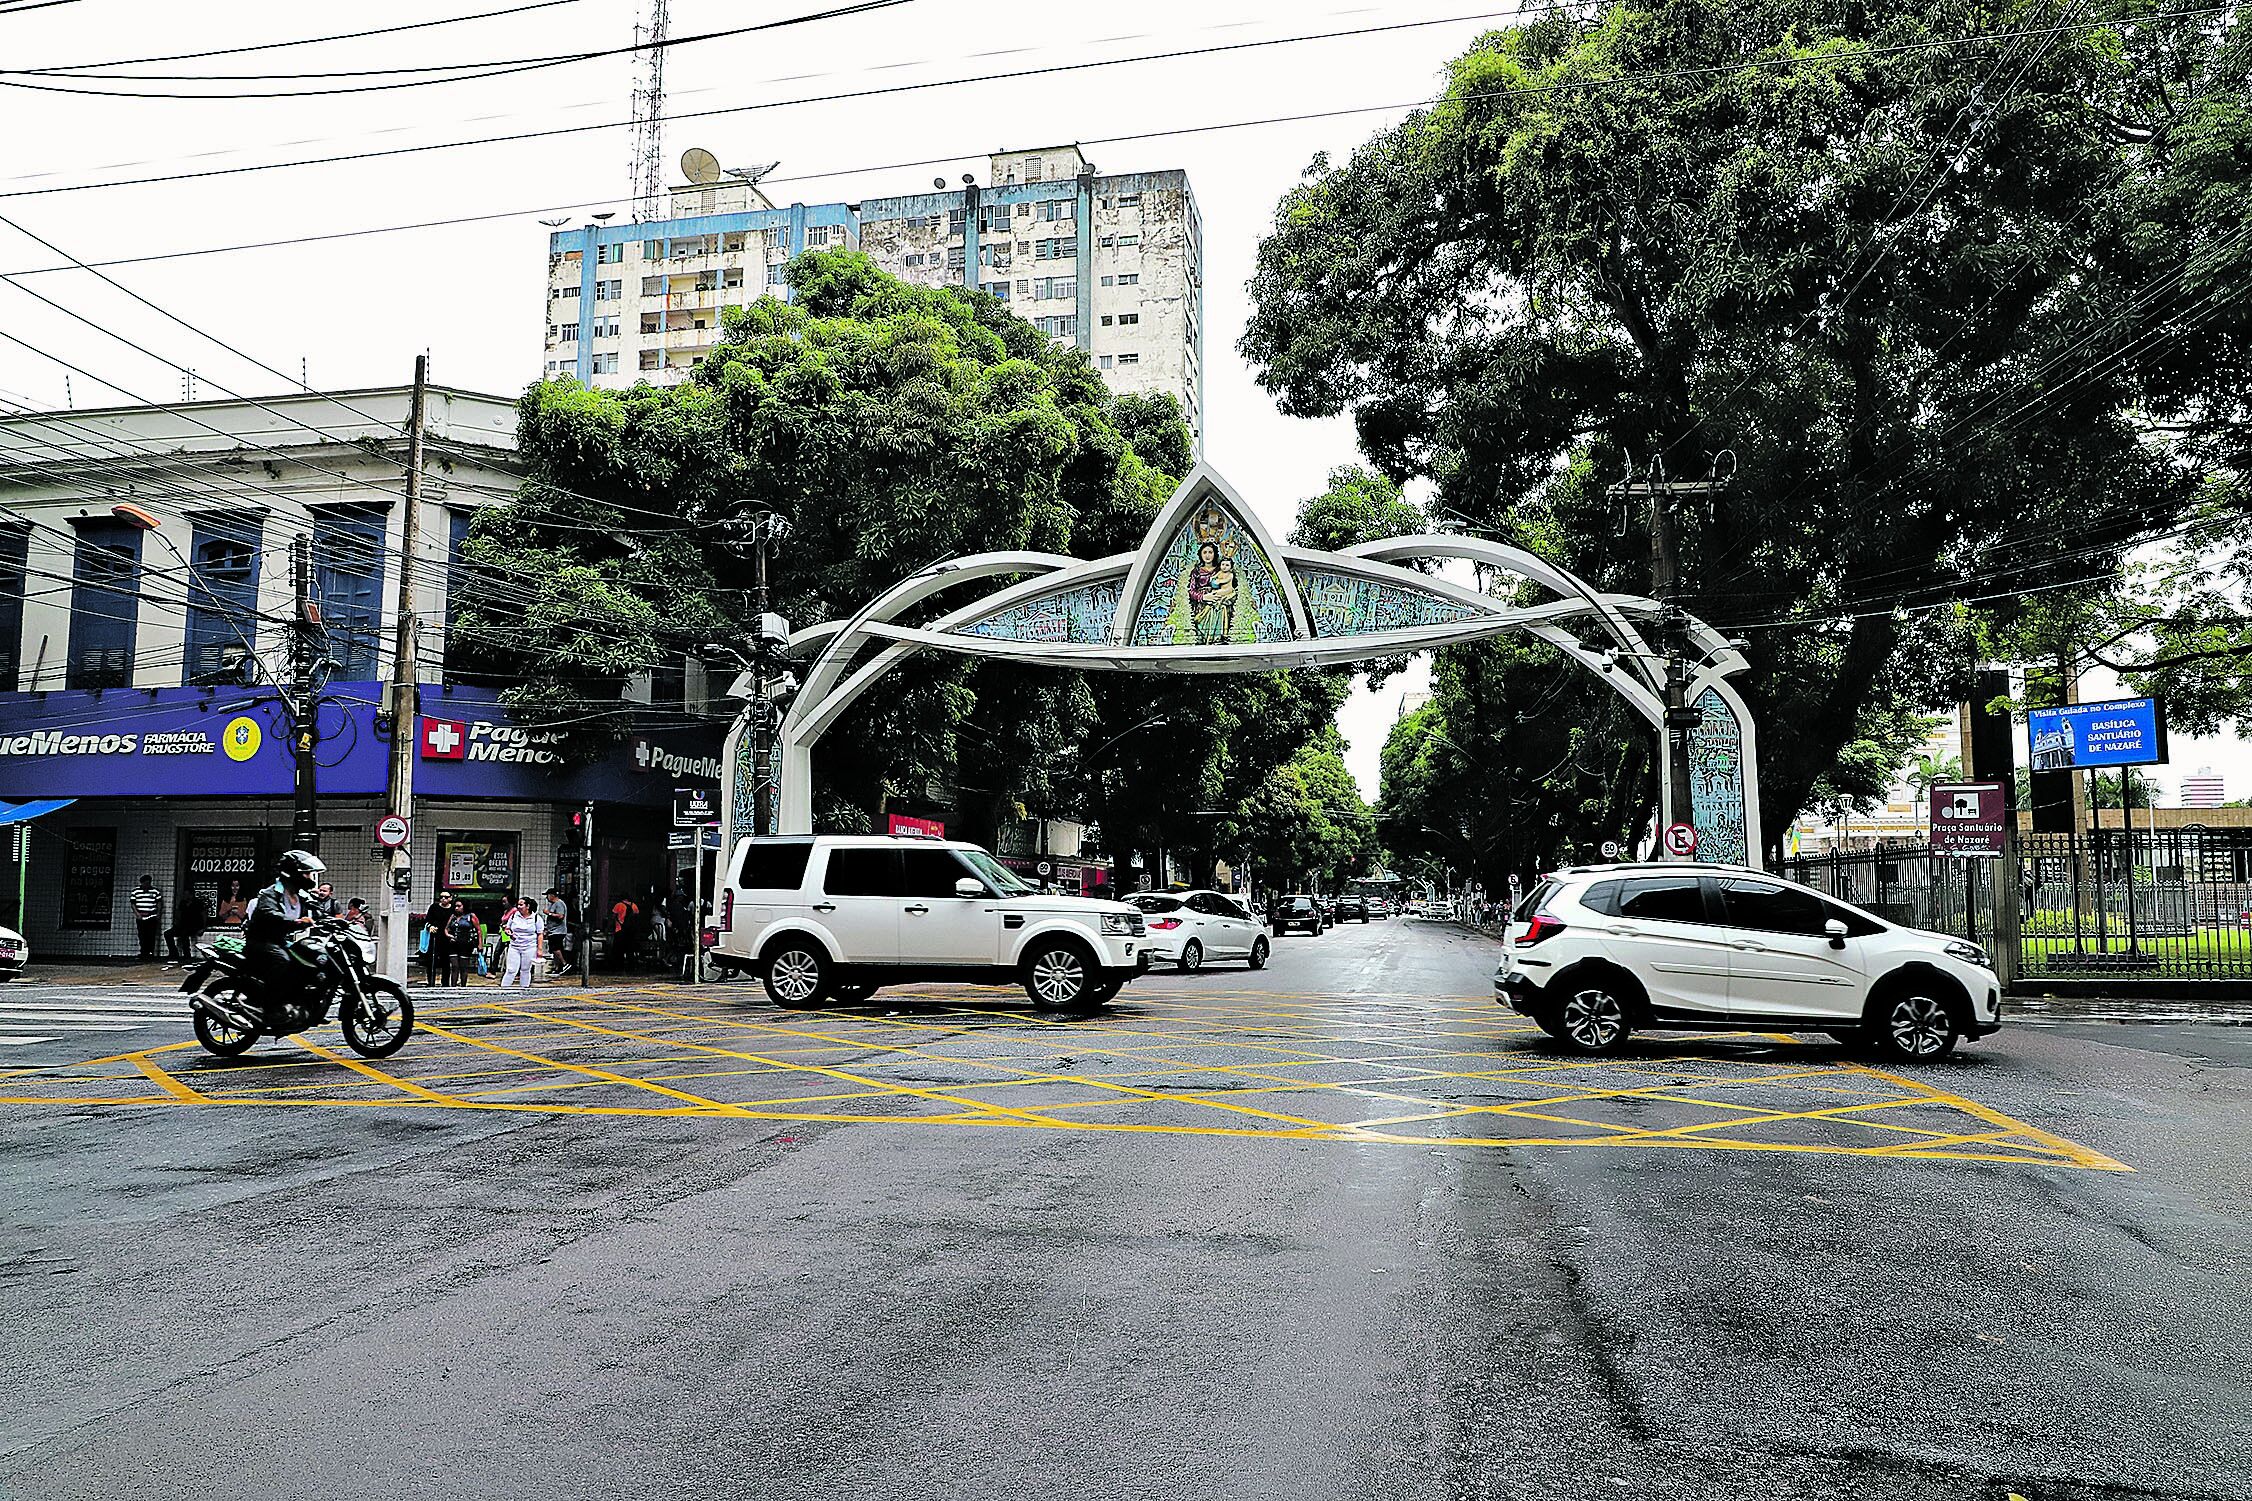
<box><xmin>181</xmin><ymin>918</ymin><xmax>416</xmax><ymax>1060</ymax></box>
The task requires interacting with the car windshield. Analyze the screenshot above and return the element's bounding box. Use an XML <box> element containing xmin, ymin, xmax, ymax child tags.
<box><xmin>1128</xmin><ymin>894</ymin><xmax>1183</xmax><ymax>912</ymax></box>
<box><xmin>954</xmin><ymin>847</ymin><xmax>1034</xmax><ymax>895</ymax></box>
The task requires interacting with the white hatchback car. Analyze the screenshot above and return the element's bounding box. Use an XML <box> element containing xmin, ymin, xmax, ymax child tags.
<box><xmin>1125</xmin><ymin>890</ymin><xmax>1269</xmax><ymax>971</ymax></box>
<box><xmin>0</xmin><ymin>923</ymin><xmax>24</xmax><ymax>981</ymax></box>
<box><xmin>1494</xmin><ymin>863</ymin><xmax>2001</xmax><ymax>1059</ymax></box>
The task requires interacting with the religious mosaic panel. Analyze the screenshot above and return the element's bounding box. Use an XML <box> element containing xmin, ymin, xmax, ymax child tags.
<box><xmin>1688</xmin><ymin>686</ymin><xmax>1751</xmax><ymax>866</ymax></box>
<box><xmin>1130</xmin><ymin>498</ymin><xmax>1295</xmax><ymax>645</ymax></box>
<box><xmin>953</xmin><ymin>580</ymin><xmax>1121</xmax><ymax>643</ymax></box>
<box><xmin>1292</xmin><ymin>566</ymin><xmax>1483</xmax><ymax>638</ymax></box>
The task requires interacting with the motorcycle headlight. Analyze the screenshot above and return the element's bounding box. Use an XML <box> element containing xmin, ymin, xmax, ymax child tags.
<box><xmin>1944</xmin><ymin>940</ymin><xmax>1987</xmax><ymax>966</ymax></box>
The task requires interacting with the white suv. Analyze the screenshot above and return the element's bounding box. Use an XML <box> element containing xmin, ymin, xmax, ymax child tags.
<box><xmin>714</xmin><ymin>835</ymin><xmax>1149</xmax><ymax>1012</ymax></box>
<box><xmin>1494</xmin><ymin>863</ymin><xmax>2002</xmax><ymax>1059</ymax></box>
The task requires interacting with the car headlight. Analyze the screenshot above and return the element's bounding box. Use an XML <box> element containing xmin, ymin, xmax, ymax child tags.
<box><xmin>1944</xmin><ymin>940</ymin><xmax>1987</xmax><ymax>966</ymax></box>
<box><xmin>1101</xmin><ymin>913</ymin><xmax>1135</xmax><ymax>936</ymax></box>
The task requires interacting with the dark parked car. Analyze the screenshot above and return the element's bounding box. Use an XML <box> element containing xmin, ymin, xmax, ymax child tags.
<box><xmin>1335</xmin><ymin>895</ymin><xmax>1369</xmax><ymax>923</ymax></box>
<box><xmin>1272</xmin><ymin>894</ymin><xmax>1325</xmax><ymax>936</ymax></box>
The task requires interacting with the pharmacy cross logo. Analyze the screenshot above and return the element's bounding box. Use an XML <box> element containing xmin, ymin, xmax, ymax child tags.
<box><xmin>420</xmin><ymin>718</ymin><xmax>466</xmax><ymax>760</ymax></box>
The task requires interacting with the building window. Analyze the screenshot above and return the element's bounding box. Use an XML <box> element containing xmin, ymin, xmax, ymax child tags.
<box><xmin>1100</xmin><ymin>275</ymin><xmax>1113</xmax><ymax>288</ymax></box>
<box><xmin>1117</xmin><ymin>273</ymin><xmax>1138</xmax><ymax>287</ymax></box>
<box><xmin>987</xmin><ymin>282</ymin><xmax>1010</xmax><ymax>301</ymax></box>
<box><xmin>1098</xmin><ymin>236</ymin><xmax>1114</xmax><ymax>248</ymax></box>
<box><xmin>1035</xmin><ymin>277</ymin><xmax>1074</xmax><ymax>301</ymax></box>
<box><xmin>1099</xmin><ymin>315</ymin><xmax>1112</xmax><ymax>327</ymax></box>
<box><xmin>184</xmin><ymin>518</ymin><xmax>261</xmax><ymax>686</ymax></box>
<box><xmin>947</xmin><ymin>208</ymin><xmax>967</xmax><ymax>236</ymax></box>
<box><xmin>65</xmin><ymin>518</ymin><xmax>140</xmax><ymax>689</ymax></box>
<box><xmin>1117</xmin><ymin>312</ymin><xmax>1139</xmax><ymax>326</ymax></box>
<box><xmin>1035</xmin><ymin>315</ymin><xmax>1076</xmax><ymax>338</ymax></box>
<box><xmin>640</xmin><ymin>349</ymin><xmax>661</xmax><ymax>370</ymax></box>
<box><xmin>641</xmin><ymin>275</ymin><xmax>665</xmax><ymax>297</ymax></box>
<box><xmin>311</xmin><ymin>506</ymin><xmax>388</xmax><ymax>680</ymax></box>
<box><xmin>594</xmin><ymin>279</ymin><xmax>621</xmax><ymax>302</ymax></box>
<box><xmin>1040</xmin><ymin>200</ymin><xmax>1071</xmax><ymax>222</ymax></box>
<box><xmin>768</xmin><ymin>264</ymin><xmax>785</xmax><ymax>285</ymax></box>
<box><xmin>1098</xmin><ymin>354</ymin><xmax>1113</xmax><ymax>369</ymax></box>
<box><xmin>722</xmin><ymin>268</ymin><xmax>745</xmax><ymax>289</ymax></box>
<box><xmin>598</xmin><ymin>242</ymin><xmax>625</xmax><ymax>264</ymax></box>
<box><xmin>947</xmin><ymin>244</ymin><xmax>966</xmax><ymax>270</ymax></box>
<box><xmin>592</xmin><ymin>315</ymin><xmax>620</xmax><ymax>339</ymax></box>
<box><xmin>0</xmin><ymin>524</ymin><xmax>25</xmax><ymax>691</ymax></box>
<box><xmin>643</xmin><ymin>239</ymin><xmax>664</xmax><ymax>260</ymax></box>
<box><xmin>558</xmin><ymin>321</ymin><xmax>579</xmax><ymax>344</ymax></box>
<box><xmin>1026</xmin><ymin>158</ymin><xmax>1043</xmax><ymax>182</ymax></box>
<box><xmin>1116</xmin><ymin>352</ymin><xmax>1139</xmax><ymax>365</ymax></box>
<box><xmin>592</xmin><ymin>352</ymin><xmax>619</xmax><ymax>374</ymax></box>
<box><xmin>1035</xmin><ymin>239</ymin><xmax>1077</xmax><ymax>260</ymax></box>
<box><xmin>904</xmin><ymin>253</ymin><xmax>923</xmax><ymax>268</ymax></box>
<box><xmin>1116</xmin><ymin>192</ymin><xmax>1141</xmax><ymax>208</ymax></box>
<box><xmin>1118</xmin><ymin>234</ymin><xmax>1140</xmax><ymax>248</ymax></box>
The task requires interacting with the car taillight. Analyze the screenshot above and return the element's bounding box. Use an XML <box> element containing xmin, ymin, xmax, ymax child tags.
<box><xmin>1514</xmin><ymin>913</ymin><xmax>1567</xmax><ymax>946</ymax></box>
<box><xmin>719</xmin><ymin>889</ymin><xmax>735</xmax><ymax>933</ymax></box>
<box><xmin>1149</xmin><ymin>917</ymin><xmax>1182</xmax><ymax>930</ymax></box>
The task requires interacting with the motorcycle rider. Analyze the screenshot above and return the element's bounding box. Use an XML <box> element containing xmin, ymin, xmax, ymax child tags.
<box><xmin>244</xmin><ymin>849</ymin><xmax>325</xmax><ymax>1026</ymax></box>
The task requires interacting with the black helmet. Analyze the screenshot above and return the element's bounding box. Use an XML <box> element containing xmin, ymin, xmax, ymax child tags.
<box><xmin>277</xmin><ymin>849</ymin><xmax>326</xmax><ymax>890</ymax></box>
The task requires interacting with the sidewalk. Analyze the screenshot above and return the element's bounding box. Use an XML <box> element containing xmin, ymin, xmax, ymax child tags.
<box><xmin>10</xmin><ymin>959</ymin><xmax>698</xmax><ymax>991</ymax></box>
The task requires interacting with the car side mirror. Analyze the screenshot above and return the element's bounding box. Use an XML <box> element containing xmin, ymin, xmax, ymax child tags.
<box><xmin>1824</xmin><ymin>918</ymin><xmax>1848</xmax><ymax>949</ymax></box>
<box><xmin>954</xmin><ymin>877</ymin><xmax>988</xmax><ymax>898</ymax></box>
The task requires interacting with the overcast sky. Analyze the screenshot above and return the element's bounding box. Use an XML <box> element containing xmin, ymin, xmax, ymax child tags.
<box><xmin>1</xmin><ymin>1</ymin><xmax>2242</xmax><ymax>805</ymax></box>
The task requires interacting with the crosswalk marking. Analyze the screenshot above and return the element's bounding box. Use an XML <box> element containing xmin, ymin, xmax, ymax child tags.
<box><xmin>0</xmin><ymin>993</ymin><xmax>189</xmax><ymax>1050</ymax></box>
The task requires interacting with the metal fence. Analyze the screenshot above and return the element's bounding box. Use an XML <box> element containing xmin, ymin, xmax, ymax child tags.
<box><xmin>1781</xmin><ymin>828</ymin><xmax>2252</xmax><ymax>981</ymax></box>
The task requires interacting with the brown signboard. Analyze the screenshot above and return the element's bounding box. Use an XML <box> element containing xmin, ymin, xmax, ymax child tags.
<box><xmin>1930</xmin><ymin>782</ymin><xmax>2006</xmax><ymax>858</ymax></box>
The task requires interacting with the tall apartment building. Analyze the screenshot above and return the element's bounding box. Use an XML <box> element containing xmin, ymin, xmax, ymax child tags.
<box><xmin>542</xmin><ymin>144</ymin><xmax>1205</xmax><ymax>446</ymax></box>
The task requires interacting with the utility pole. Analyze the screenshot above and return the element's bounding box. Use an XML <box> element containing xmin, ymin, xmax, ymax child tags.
<box><xmin>378</xmin><ymin>356</ymin><xmax>429</xmax><ymax>982</ymax></box>
<box><xmin>289</xmin><ymin>532</ymin><xmax>321</xmax><ymax>852</ymax></box>
<box><xmin>743</xmin><ymin>510</ymin><xmax>790</xmax><ymax>837</ymax></box>
<box><xmin>577</xmin><ymin>802</ymin><xmax>595</xmax><ymax>986</ymax></box>
<box><xmin>1646</xmin><ymin>457</ymin><xmax>1699</xmax><ymax>856</ymax></box>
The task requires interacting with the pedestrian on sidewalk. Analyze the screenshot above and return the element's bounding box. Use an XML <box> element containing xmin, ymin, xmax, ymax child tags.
<box><xmin>130</xmin><ymin>876</ymin><xmax>163</xmax><ymax>961</ymax></box>
<box><xmin>499</xmin><ymin>896</ymin><xmax>542</xmax><ymax>992</ymax></box>
<box><xmin>539</xmin><ymin>888</ymin><xmax>571</xmax><ymax>977</ymax></box>
<box><xmin>421</xmin><ymin>892</ymin><xmax>454</xmax><ymax>986</ymax></box>
<box><xmin>445</xmin><ymin>901</ymin><xmax>483</xmax><ymax>988</ymax></box>
<box><xmin>164</xmin><ymin>887</ymin><xmax>209</xmax><ymax>967</ymax></box>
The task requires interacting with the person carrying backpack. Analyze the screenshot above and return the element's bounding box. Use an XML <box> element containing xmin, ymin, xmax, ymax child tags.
<box><xmin>446</xmin><ymin>903</ymin><xmax>484</xmax><ymax>987</ymax></box>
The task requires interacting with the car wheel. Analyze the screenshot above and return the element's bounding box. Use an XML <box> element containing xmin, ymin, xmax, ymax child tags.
<box><xmin>1550</xmin><ymin>983</ymin><xmax>1632</xmax><ymax>1054</ymax></box>
<box><xmin>1178</xmin><ymin>939</ymin><xmax>1203</xmax><ymax>973</ymax></box>
<box><xmin>1248</xmin><ymin>937</ymin><xmax>1268</xmax><ymax>970</ymax></box>
<box><xmin>1024</xmin><ymin>941</ymin><xmax>1096</xmax><ymax>1013</ymax></box>
<box><xmin>762</xmin><ymin>941</ymin><xmax>828</xmax><ymax>1009</ymax></box>
<box><xmin>1873</xmin><ymin>987</ymin><xmax>1959</xmax><ymax>1061</ymax></box>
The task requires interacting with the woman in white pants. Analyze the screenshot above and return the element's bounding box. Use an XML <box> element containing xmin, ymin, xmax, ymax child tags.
<box><xmin>500</xmin><ymin>895</ymin><xmax>544</xmax><ymax>990</ymax></box>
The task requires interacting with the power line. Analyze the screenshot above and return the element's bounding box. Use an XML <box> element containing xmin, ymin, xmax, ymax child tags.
<box><xmin>0</xmin><ymin>0</ymin><xmax>921</xmax><ymax>101</ymax></box>
<box><xmin>4</xmin><ymin>4</ymin><xmax>2223</xmax><ymax>202</ymax></box>
<box><xmin>11</xmin><ymin>0</ymin><xmax>593</xmax><ymax>75</ymax></box>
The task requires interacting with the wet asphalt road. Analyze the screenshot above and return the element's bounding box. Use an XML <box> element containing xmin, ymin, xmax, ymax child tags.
<box><xmin>3</xmin><ymin>921</ymin><xmax>2248</xmax><ymax>1501</ymax></box>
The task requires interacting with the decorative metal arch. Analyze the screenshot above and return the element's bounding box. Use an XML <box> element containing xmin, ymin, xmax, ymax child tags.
<box><xmin>724</xmin><ymin>463</ymin><xmax>1760</xmax><ymax>862</ymax></box>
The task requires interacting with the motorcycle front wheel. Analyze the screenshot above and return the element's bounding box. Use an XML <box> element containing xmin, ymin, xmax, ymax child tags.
<box><xmin>343</xmin><ymin>979</ymin><xmax>415</xmax><ymax>1059</ymax></box>
<box><xmin>192</xmin><ymin>995</ymin><xmax>260</xmax><ymax>1058</ymax></box>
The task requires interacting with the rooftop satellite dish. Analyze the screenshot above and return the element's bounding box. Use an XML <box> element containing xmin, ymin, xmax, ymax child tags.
<box><xmin>724</xmin><ymin>161</ymin><xmax>782</xmax><ymax>188</ymax></box>
<box><xmin>681</xmin><ymin>147</ymin><xmax>722</xmax><ymax>185</ymax></box>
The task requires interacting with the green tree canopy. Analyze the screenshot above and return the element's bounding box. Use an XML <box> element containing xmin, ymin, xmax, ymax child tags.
<box><xmin>1244</xmin><ymin>0</ymin><xmax>2242</xmax><ymax>849</ymax></box>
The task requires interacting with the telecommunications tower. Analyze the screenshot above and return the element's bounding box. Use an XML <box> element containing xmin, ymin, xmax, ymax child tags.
<box><xmin>628</xmin><ymin>0</ymin><xmax>670</xmax><ymax>222</ymax></box>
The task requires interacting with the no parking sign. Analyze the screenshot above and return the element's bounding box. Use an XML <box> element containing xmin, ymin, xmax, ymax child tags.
<box><xmin>1661</xmin><ymin>823</ymin><xmax>1698</xmax><ymax>858</ymax></box>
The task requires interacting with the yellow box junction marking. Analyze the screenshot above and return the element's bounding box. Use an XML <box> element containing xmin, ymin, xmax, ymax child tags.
<box><xmin>0</xmin><ymin>984</ymin><xmax>2127</xmax><ymax>1170</ymax></box>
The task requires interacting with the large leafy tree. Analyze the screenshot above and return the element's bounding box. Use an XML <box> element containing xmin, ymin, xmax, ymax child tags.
<box><xmin>1244</xmin><ymin>0</ymin><xmax>2241</xmax><ymax>850</ymax></box>
<box><xmin>457</xmin><ymin>250</ymin><xmax>1181</xmax><ymax>825</ymax></box>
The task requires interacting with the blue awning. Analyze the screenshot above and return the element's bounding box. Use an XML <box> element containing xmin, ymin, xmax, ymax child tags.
<box><xmin>0</xmin><ymin>797</ymin><xmax>75</xmax><ymax>826</ymax></box>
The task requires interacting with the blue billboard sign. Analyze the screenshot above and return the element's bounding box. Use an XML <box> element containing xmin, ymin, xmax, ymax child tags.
<box><xmin>0</xmin><ymin>683</ymin><xmax>720</xmax><ymax>806</ymax></box>
<box><xmin>2026</xmin><ymin>696</ymin><xmax>2168</xmax><ymax>771</ymax></box>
